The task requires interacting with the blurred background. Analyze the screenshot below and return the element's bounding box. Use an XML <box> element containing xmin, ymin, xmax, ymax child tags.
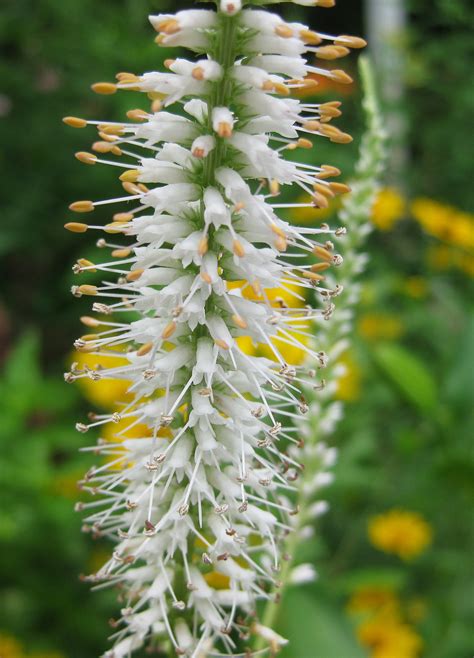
<box><xmin>0</xmin><ymin>1</ymin><xmax>473</xmax><ymax>657</ymax></box>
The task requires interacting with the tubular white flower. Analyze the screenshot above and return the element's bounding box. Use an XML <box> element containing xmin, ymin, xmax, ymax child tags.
<box><xmin>64</xmin><ymin>2</ymin><xmax>365</xmax><ymax>656</ymax></box>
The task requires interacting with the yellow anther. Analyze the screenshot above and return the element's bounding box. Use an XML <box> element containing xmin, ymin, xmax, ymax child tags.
<box><xmin>63</xmin><ymin>116</ymin><xmax>87</xmax><ymax>128</ymax></box>
<box><xmin>234</xmin><ymin>202</ymin><xmax>245</xmax><ymax>213</ymax></box>
<box><xmin>161</xmin><ymin>321</ymin><xmax>177</xmax><ymax>340</ymax></box>
<box><xmin>329</xmin><ymin>182</ymin><xmax>352</xmax><ymax>194</ymax></box>
<box><xmin>315</xmin><ymin>0</ymin><xmax>335</xmax><ymax>7</ymax></box>
<box><xmin>75</xmin><ymin>151</ymin><xmax>97</xmax><ymax>165</ymax></box>
<box><xmin>99</xmin><ymin>124</ymin><xmax>124</xmax><ymax>135</ymax></box>
<box><xmin>122</xmin><ymin>181</ymin><xmax>142</xmax><ymax>195</ymax></box>
<box><xmin>312</xmin><ymin>192</ymin><xmax>329</xmax><ymax>209</ymax></box>
<box><xmin>137</xmin><ymin>342</ymin><xmax>153</xmax><ymax>357</ymax></box>
<box><xmin>126</xmin><ymin>269</ymin><xmax>144</xmax><ymax>282</ymax></box>
<box><xmin>330</xmin><ymin>131</ymin><xmax>353</xmax><ymax>144</ymax></box>
<box><xmin>164</xmin><ymin>59</ymin><xmax>176</xmax><ymax>69</ymax></box>
<box><xmin>77</xmin><ymin>258</ymin><xmax>96</xmax><ymax>272</ymax></box>
<box><xmin>104</xmin><ymin>223</ymin><xmax>126</xmax><ymax>234</ymax></box>
<box><xmin>269</xmin><ymin>180</ymin><xmax>280</xmax><ymax>196</ymax></box>
<box><xmin>151</xmin><ymin>99</ymin><xmax>162</xmax><ymax>113</ymax></box>
<box><xmin>314</xmin><ymin>182</ymin><xmax>335</xmax><ymax>198</ymax></box>
<box><xmin>80</xmin><ymin>334</ymin><xmax>97</xmax><ymax>342</ymax></box>
<box><xmin>65</xmin><ymin>222</ymin><xmax>88</xmax><ymax>233</ymax></box>
<box><xmin>80</xmin><ymin>316</ymin><xmax>100</xmax><ymax>328</ymax></box>
<box><xmin>303</xmin><ymin>120</ymin><xmax>321</xmax><ymax>132</ymax></box>
<box><xmin>77</xmin><ymin>285</ymin><xmax>98</xmax><ymax>296</ymax></box>
<box><xmin>198</xmin><ymin>236</ymin><xmax>209</xmax><ymax>257</ymax></box>
<box><xmin>297</xmin><ymin>138</ymin><xmax>313</xmax><ymax>149</ymax></box>
<box><xmin>113</xmin><ymin>212</ymin><xmax>134</xmax><ymax>222</ymax></box>
<box><xmin>69</xmin><ymin>200</ymin><xmax>94</xmax><ymax>213</ymax></box>
<box><xmin>119</xmin><ymin>169</ymin><xmax>140</xmax><ymax>183</ymax></box>
<box><xmin>270</xmin><ymin>224</ymin><xmax>286</xmax><ymax>239</ymax></box>
<box><xmin>232</xmin><ymin>314</ymin><xmax>248</xmax><ymax>329</ymax></box>
<box><xmin>98</xmin><ymin>131</ymin><xmax>119</xmax><ymax>143</ymax></box>
<box><xmin>303</xmin><ymin>271</ymin><xmax>325</xmax><ymax>282</ymax></box>
<box><xmin>126</xmin><ymin>109</ymin><xmax>149</xmax><ymax>121</ymax></box>
<box><xmin>200</xmin><ymin>271</ymin><xmax>212</xmax><ymax>284</ymax></box>
<box><xmin>334</xmin><ymin>35</ymin><xmax>367</xmax><ymax>49</ymax></box>
<box><xmin>91</xmin><ymin>82</ymin><xmax>117</xmax><ymax>95</ymax></box>
<box><xmin>330</xmin><ymin>69</ymin><xmax>354</xmax><ymax>85</ymax></box>
<box><xmin>320</xmin><ymin>104</ymin><xmax>342</xmax><ymax>119</ymax></box>
<box><xmin>157</xmin><ymin>19</ymin><xmax>180</xmax><ymax>35</ymax></box>
<box><xmin>311</xmin><ymin>262</ymin><xmax>331</xmax><ymax>272</ymax></box>
<box><xmin>233</xmin><ymin>240</ymin><xmax>245</xmax><ymax>258</ymax></box>
<box><xmin>273</xmin><ymin>82</ymin><xmax>290</xmax><ymax>96</ymax></box>
<box><xmin>320</xmin><ymin>164</ymin><xmax>341</xmax><ymax>178</ymax></box>
<box><xmin>217</xmin><ymin>122</ymin><xmax>233</xmax><ymax>138</ymax></box>
<box><xmin>137</xmin><ymin>183</ymin><xmax>149</xmax><ymax>193</ymax></box>
<box><xmin>275</xmin><ymin>24</ymin><xmax>294</xmax><ymax>38</ymax></box>
<box><xmin>92</xmin><ymin>141</ymin><xmax>115</xmax><ymax>154</ymax></box>
<box><xmin>301</xmin><ymin>77</ymin><xmax>319</xmax><ymax>89</ymax></box>
<box><xmin>214</xmin><ymin>339</ymin><xmax>230</xmax><ymax>350</ymax></box>
<box><xmin>316</xmin><ymin>46</ymin><xmax>346</xmax><ymax>60</ymax></box>
<box><xmin>192</xmin><ymin>66</ymin><xmax>205</xmax><ymax>80</ymax></box>
<box><xmin>275</xmin><ymin>236</ymin><xmax>288</xmax><ymax>252</ymax></box>
<box><xmin>116</xmin><ymin>71</ymin><xmax>139</xmax><ymax>82</ymax></box>
<box><xmin>313</xmin><ymin>245</ymin><xmax>333</xmax><ymax>262</ymax></box>
<box><xmin>111</xmin><ymin>248</ymin><xmax>132</xmax><ymax>258</ymax></box>
<box><xmin>299</xmin><ymin>29</ymin><xmax>322</xmax><ymax>45</ymax></box>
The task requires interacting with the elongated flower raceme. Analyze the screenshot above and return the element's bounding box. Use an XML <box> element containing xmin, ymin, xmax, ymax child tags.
<box><xmin>64</xmin><ymin>2</ymin><xmax>365</xmax><ymax>656</ymax></box>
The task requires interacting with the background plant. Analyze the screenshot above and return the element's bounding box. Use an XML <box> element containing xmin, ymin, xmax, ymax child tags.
<box><xmin>0</xmin><ymin>1</ymin><xmax>472</xmax><ymax>657</ymax></box>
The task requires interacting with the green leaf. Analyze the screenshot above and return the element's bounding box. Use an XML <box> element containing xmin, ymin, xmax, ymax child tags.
<box><xmin>277</xmin><ymin>589</ymin><xmax>368</xmax><ymax>658</ymax></box>
<box><xmin>336</xmin><ymin>567</ymin><xmax>408</xmax><ymax>594</ymax></box>
<box><xmin>373</xmin><ymin>343</ymin><xmax>438</xmax><ymax>412</ymax></box>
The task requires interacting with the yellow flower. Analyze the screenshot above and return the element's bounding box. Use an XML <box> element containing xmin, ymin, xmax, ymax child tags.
<box><xmin>0</xmin><ymin>632</ymin><xmax>23</xmax><ymax>658</ymax></box>
<box><xmin>358</xmin><ymin>313</ymin><xmax>404</xmax><ymax>342</ymax></box>
<box><xmin>335</xmin><ymin>352</ymin><xmax>362</xmax><ymax>401</ymax></box>
<box><xmin>368</xmin><ymin>509</ymin><xmax>432</xmax><ymax>560</ymax></box>
<box><xmin>347</xmin><ymin>587</ymin><xmax>399</xmax><ymax>616</ymax></box>
<box><xmin>72</xmin><ymin>350</ymin><xmax>132</xmax><ymax>410</ymax></box>
<box><xmin>411</xmin><ymin>198</ymin><xmax>474</xmax><ymax>251</ymax></box>
<box><xmin>204</xmin><ymin>571</ymin><xmax>231</xmax><ymax>589</ymax></box>
<box><xmin>401</xmin><ymin>276</ymin><xmax>428</xmax><ymax>299</ymax></box>
<box><xmin>371</xmin><ymin>187</ymin><xmax>406</xmax><ymax>231</ymax></box>
<box><xmin>357</xmin><ymin>615</ymin><xmax>423</xmax><ymax>658</ymax></box>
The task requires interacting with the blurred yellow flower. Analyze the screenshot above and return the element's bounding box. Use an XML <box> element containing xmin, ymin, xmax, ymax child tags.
<box><xmin>204</xmin><ymin>571</ymin><xmax>231</xmax><ymax>589</ymax></box>
<box><xmin>368</xmin><ymin>509</ymin><xmax>432</xmax><ymax>560</ymax></box>
<box><xmin>0</xmin><ymin>634</ymin><xmax>65</xmax><ymax>658</ymax></box>
<box><xmin>336</xmin><ymin>352</ymin><xmax>362</xmax><ymax>401</ymax></box>
<box><xmin>0</xmin><ymin>632</ymin><xmax>23</xmax><ymax>658</ymax></box>
<box><xmin>357</xmin><ymin>615</ymin><xmax>423</xmax><ymax>658</ymax></box>
<box><xmin>347</xmin><ymin>587</ymin><xmax>399</xmax><ymax>616</ymax></box>
<box><xmin>401</xmin><ymin>276</ymin><xmax>428</xmax><ymax>299</ymax></box>
<box><xmin>411</xmin><ymin>198</ymin><xmax>474</xmax><ymax>251</ymax></box>
<box><xmin>358</xmin><ymin>313</ymin><xmax>405</xmax><ymax>341</ymax></box>
<box><xmin>371</xmin><ymin>187</ymin><xmax>406</xmax><ymax>231</ymax></box>
<box><xmin>72</xmin><ymin>350</ymin><xmax>132</xmax><ymax>409</ymax></box>
<box><xmin>49</xmin><ymin>470</ymin><xmax>83</xmax><ymax>499</ymax></box>
<box><xmin>426</xmin><ymin>244</ymin><xmax>474</xmax><ymax>277</ymax></box>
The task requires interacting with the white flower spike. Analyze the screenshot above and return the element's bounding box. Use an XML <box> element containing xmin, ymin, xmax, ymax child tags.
<box><xmin>64</xmin><ymin>1</ymin><xmax>365</xmax><ymax>656</ymax></box>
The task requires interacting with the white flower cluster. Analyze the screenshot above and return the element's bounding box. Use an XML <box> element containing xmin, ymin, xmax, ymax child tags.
<box><xmin>64</xmin><ymin>1</ymin><xmax>364</xmax><ymax>656</ymax></box>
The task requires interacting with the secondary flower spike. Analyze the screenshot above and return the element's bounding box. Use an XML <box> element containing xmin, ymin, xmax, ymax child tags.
<box><xmin>64</xmin><ymin>2</ymin><xmax>365</xmax><ymax>656</ymax></box>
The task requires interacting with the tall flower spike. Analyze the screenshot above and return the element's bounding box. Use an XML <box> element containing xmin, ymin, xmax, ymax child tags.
<box><xmin>65</xmin><ymin>2</ymin><xmax>364</xmax><ymax>656</ymax></box>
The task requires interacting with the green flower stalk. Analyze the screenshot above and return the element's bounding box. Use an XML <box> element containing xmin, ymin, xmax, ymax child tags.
<box><xmin>63</xmin><ymin>2</ymin><xmax>366</xmax><ymax>656</ymax></box>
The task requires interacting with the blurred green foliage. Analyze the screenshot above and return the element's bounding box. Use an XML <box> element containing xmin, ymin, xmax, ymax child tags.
<box><xmin>0</xmin><ymin>1</ymin><xmax>473</xmax><ymax>657</ymax></box>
